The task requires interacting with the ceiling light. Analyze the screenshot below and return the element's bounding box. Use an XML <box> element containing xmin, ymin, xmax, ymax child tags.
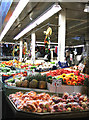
<box><xmin>30</xmin><ymin>17</ymin><xmax>33</xmax><ymax>21</ymax></box>
<box><xmin>14</xmin><ymin>4</ymin><xmax>62</xmax><ymax>40</ymax></box>
<box><xmin>0</xmin><ymin>0</ymin><xmax>29</xmax><ymax>41</ymax></box>
<box><xmin>84</xmin><ymin>4</ymin><xmax>89</xmax><ymax>12</ymax></box>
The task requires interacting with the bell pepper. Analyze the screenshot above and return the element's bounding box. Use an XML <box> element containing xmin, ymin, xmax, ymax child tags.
<box><xmin>69</xmin><ymin>73</ymin><xmax>74</xmax><ymax>77</ymax></box>
<box><xmin>74</xmin><ymin>76</ymin><xmax>78</xmax><ymax>81</ymax></box>
<box><xmin>62</xmin><ymin>73</ymin><xmax>66</xmax><ymax>78</ymax></box>
<box><xmin>68</xmin><ymin>76</ymin><xmax>73</xmax><ymax>81</ymax></box>
<box><xmin>74</xmin><ymin>70</ymin><xmax>80</xmax><ymax>76</ymax></box>
<box><xmin>63</xmin><ymin>77</ymin><xmax>67</xmax><ymax>83</ymax></box>
<box><xmin>67</xmin><ymin>80</ymin><xmax>71</xmax><ymax>85</ymax></box>
<box><xmin>72</xmin><ymin>81</ymin><xmax>77</xmax><ymax>85</ymax></box>
<box><xmin>77</xmin><ymin>82</ymin><xmax>82</xmax><ymax>85</ymax></box>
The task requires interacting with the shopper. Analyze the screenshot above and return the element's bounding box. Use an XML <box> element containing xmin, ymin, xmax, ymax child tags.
<box><xmin>40</xmin><ymin>47</ymin><xmax>46</xmax><ymax>57</ymax></box>
<box><xmin>66</xmin><ymin>50</ymin><xmax>72</xmax><ymax>66</ymax></box>
<box><xmin>35</xmin><ymin>47</ymin><xmax>41</xmax><ymax>59</ymax></box>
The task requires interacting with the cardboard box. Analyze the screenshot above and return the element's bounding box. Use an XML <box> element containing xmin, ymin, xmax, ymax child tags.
<box><xmin>47</xmin><ymin>83</ymin><xmax>84</xmax><ymax>94</ymax></box>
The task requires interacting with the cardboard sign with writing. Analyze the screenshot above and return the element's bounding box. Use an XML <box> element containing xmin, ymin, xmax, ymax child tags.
<box><xmin>78</xmin><ymin>63</ymin><xmax>85</xmax><ymax>72</ymax></box>
<box><xmin>52</xmin><ymin>78</ymin><xmax>62</xmax><ymax>87</ymax></box>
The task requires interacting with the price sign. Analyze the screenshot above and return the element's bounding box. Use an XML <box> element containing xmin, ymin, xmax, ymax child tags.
<box><xmin>56</xmin><ymin>78</ymin><xmax>62</xmax><ymax>87</ymax></box>
<box><xmin>52</xmin><ymin>78</ymin><xmax>56</xmax><ymax>87</ymax></box>
<box><xmin>52</xmin><ymin>78</ymin><xmax>62</xmax><ymax>87</ymax></box>
<box><xmin>78</xmin><ymin>63</ymin><xmax>85</xmax><ymax>72</ymax></box>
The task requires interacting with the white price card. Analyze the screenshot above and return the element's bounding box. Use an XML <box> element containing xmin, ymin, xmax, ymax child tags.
<box><xmin>78</xmin><ymin>63</ymin><xmax>85</xmax><ymax>72</ymax></box>
<box><xmin>52</xmin><ymin>78</ymin><xmax>56</xmax><ymax>87</ymax></box>
<box><xmin>56</xmin><ymin>79</ymin><xmax>62</xmax><ymax>87</ymax></box>
<box><xmin>52</xmin><ymin>78</ymin><xmax>62</xmax><ymax>87</ymax></box>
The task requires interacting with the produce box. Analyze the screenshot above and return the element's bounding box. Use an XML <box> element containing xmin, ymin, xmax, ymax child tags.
<box><xmin>47</xmin><ymin>83</ymin><xmax>84</xmax><ymax>94</ymax></box>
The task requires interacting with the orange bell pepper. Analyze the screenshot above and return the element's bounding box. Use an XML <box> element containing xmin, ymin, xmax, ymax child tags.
<box><xmin>63</xmin><ymin>77</ymin><xmax>67</xmax><ymax>83</ymax></box>
<box><xmin>72</xmin><ymin>81</ymin><xmax>77</xmax><ymax>85</ymax></box>
<box><xmin>67</xmin><ymin>80</ymin><xmax>71</xmax><ymax>85</ymax></box>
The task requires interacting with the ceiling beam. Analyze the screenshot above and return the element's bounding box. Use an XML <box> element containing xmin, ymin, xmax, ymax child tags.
<box><xmin>67</xmin><ymin>18</ymin><xmax>87</xmax><ymax>22</ymax></box>
<box><xmin>67</xmin><ymin>26</ymin><xmax>89</xmax><ymax>35</ymax></box>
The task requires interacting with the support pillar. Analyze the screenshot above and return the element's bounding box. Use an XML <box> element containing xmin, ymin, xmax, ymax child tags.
<box><xmin>85</xmin><ymin>34</ymin><xmax>89</xmax><ymax>57</ymax></box>
<box><xmin>19</xmin><ymin>39</ymin><xmax>23</xmax><ymax>62</ymax></box>
<box><xmin>85</xmin><ymin>13</ymin><xmax>89</xmax><ymax>57</ymax></box>
<box><xmin>31</xmin><ymin>32</ymin><xmax>35</xmax><ymax>64</ymax></box>
<box><xmin>58</xmin><ymin>10</ymin><xmax>66</xmax><ymax>62</ymax></box>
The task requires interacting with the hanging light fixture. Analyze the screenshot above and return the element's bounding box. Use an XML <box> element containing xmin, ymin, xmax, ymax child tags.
<box><xmin>84</xmin><ymin>3</ymin><xmax>89</xmax><ymax>12</ymax></box>
<box><xmin>14</xmin><ymin>4</ymin><xmax>62</xmax><ymax>40</ymax></box>
<box><xmin>0</xmin><ymin>0</ymin><xmax>29</xmax><ymax>41</ymax></box>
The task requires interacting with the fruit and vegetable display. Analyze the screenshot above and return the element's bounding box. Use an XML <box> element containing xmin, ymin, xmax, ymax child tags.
<box><xmin>13</xmin><ymin>74</ymin><xmax>47</xmax><ymax>89</ymax></box>
<box><xmin>4</xmin><ymin>72</ymin><xmax>27</xmax><ymax>86</ymax></box>
<box><xmin>57</xmin><ymin>73</ymin><xmax>89</xmax><ymax>86</ymax></box>
<box><xmin>0</xmin><ymin>60</ymin><xmax>57</xmax><ymax>72</ymax></box>
<box><xmin>0</xmin><ymin>60</ymin><xmax>39</xmax><ymax>70</ymax></box>
<box><xmin>2</xmin><ymin>66</ymin><xmax>27</xmax><ymax>82</ymax></box>
<box><xmin>46</xmin><ymin>69</ymin><xmax>89</xmax><ymax>86</ymax></box>
<box><xmin>35</xmin><ymin>62</ymin><xmax>57</xmax><ymax>72</ymax></box>
<box><xmin>9</xmin><ymin>91</ymin><xmax>89</xmax><ymax>113</ymax></box>
<box><xmin>46</xmin><ymin>69</ymin><xmax>77</xmax><ymax>77</ymax></box>
<box><xmin>0</xmin><ymin>66</ymin><xmax>17</xmax><ymax>75</ymax></box>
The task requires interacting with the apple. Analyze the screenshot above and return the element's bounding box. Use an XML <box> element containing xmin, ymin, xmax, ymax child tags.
<box><xmin>53</xmin><ymin>104</ymin><xmax>59</xmax><ymax>110</ymax></box>
<box><xmin>83</xmin><ymin>96</ymin><xmax>87</xmax><ymax>102</ymax></box>
<box><xmin>80</xmin><ymin>106</ymin><xmax>84</xmax><ymax>110</ymax></box>
<box><xmin>63</xmin><ymin>92</ymin><xmax>69</xmax><ymax>99</ymax></box>
<box><xmin>42</xmin><ymin>108</ymin><xmax>47</xmax><ymax>113</ymax></box>
<box><xmin>52</xmin><ymin>97</ymin><xmax>61</xmax><ymax>104</ymax></box>
<box><xmin>79</xmin><ymin>101</ymin><xmax>83</xmax><ymax>106</ymax></box>
<box><xmin>57</xmin><ymin>108</ymin><xmax>62</xmax><ymax>112</ymax></box>
<box><xmin>47</xmin><ymin>106</ymin><xmax>52</xmax><ymax>112</ymax></box>
<box><xmin>37</xmin><ymin>107</ymin><xmax>42</xmax><ymax>113</ymax></box>
<box><xmin>63</xmin><ymin>108</ymin><xmax>66</xmax><ymax>112</ymax></box>
<box><xmin>45</xmin><ymin>102</ymin><xmax>50</xmax><ymax>109</ymax></box>
<box><xmin>66</xmin><ymin>107</ymin><xmax>71</xmax><ymax>111</ymax></box>
<box><xmin>79</xmin><ymin>95</ymin><xmax>84</xmax><ymax>101</ymax></box>
<box><xmin>39</xmin><ymin>103</ymin><xmax>45</xmax><ymax>108</ymax></box>
<box><xmin>76</xmin><ymin>93</ymin><xmax>81</xmax><ymax>98</ymax></box>
<box><xmin>82</xmin><ymin>102</ymin><xmax>87</xmax><ymax>109</ymax></box>
<box><xmin>51</xmin><ymin>109</ymin><xmax>56</xmax><ymax>113</ymax></box>
<box><xmin>76</xmin><ymin>105</ymin><xmax>81</xmax><ymax>111</ymax></box>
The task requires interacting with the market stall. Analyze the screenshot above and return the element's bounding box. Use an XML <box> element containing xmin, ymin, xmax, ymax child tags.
<box><xmin>1</xmin><ymin>1</ymin><xmax>89</xmax><ymax>120</ymax></box>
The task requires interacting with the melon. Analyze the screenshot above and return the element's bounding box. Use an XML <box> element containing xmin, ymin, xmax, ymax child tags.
<box><xmin>21</xmin><ymin>80</ymin><xmax>29</xmax><ymax>88</ymax></box>
<box><xmin>16</xmin><ymin>81</ymin><xmax>22</xmax><ymax>87</ymax></box>
<box><xmin>29</xmin><ymin>79</ymin><xmax>38</xmax><ymax>88</ymax></box>
<box><xmin>39</xmin><ymin>81</ymin><xmax>46</xmax><ymax>89</ymax></box>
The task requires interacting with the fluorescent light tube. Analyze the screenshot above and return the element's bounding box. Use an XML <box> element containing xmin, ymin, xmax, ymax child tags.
<box><xmin>14</xmin><ymin>4</ymin><xmax>62</xmax><ymax>40</ymax></box>
<box><xmin>0</xmin><ymin>0</ymin><xmax>29</xmax><ymax>41</ymax></box>
<box><xmin>84</xmin><ymin>4</ymin><xmax>89</xmax><ymax>12</ymax></box>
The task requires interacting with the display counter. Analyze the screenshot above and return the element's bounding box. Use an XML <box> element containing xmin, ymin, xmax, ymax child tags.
<box><xmin>3</xmin><ymin>94</ymin><xmax>89</xmax><ymax>119</ymax></box>
<box><xmin>2</xmin><ymin>83</ymin><xmax>89</xmax><ymax>120</ymax></box>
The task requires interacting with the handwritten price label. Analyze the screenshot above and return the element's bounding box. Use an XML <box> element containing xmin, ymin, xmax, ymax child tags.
<box><xmin>78</xmin><ymin>63</ymin><xmax>85</xmax><ymax>72</ymax></box>
<box><xmin>52</xmin><ymin>78</ymin><xmax>62</xmax><ymax>87</ymax></box>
